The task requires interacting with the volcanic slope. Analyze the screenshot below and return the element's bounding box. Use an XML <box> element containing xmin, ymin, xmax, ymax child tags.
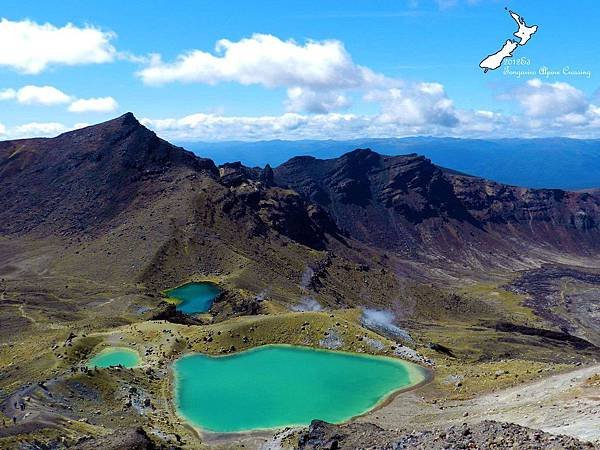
<box><xmin>0</xmin><ymin>113</ymin><xmax>401</xmax><ymax>308</ymax></box>
<box><xmin>274</xmin><ymin>149</ymin><xmax>600</xmax><ymax>266</ymax></box>
<box><xmin>274</xmin><ymin>149</ymin><xmax>600</xmax><ymax>344</ymax></box>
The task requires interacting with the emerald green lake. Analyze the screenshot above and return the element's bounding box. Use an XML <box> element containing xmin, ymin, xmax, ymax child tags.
<box><xmin>88</xmin><ymin>347</ymin><xmax>140</xmax><ymax>368</ymax></box>
<box><xmin>173</xmin><ymin>345</ymin><xmax>426</xmax><ymax>433</ymax></box>
<box><xmin>166</xmin><ymin>282</ymin><xmax>220</xmax><ymax>314</ymax></box>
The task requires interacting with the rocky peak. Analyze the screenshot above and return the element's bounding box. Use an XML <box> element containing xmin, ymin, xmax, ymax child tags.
<box><xmin>52</xmin><ymin>112</ymin><xmax>146</xmax><ymax>149</ymax></box>
<box><xmin>0</xmin><ymin>113</ymin><xmax>217</xmax><ymax>236</ymax></box>
<box><xmin>337</xmin><ymin>148</ymin><xmax>380</xmax><ymax>166</ymax></box>
<box><xmin>218</xmin><ymin>162</ymin><xmax>264</xmax><ymax>187</ymax></box>
<box><xmin>260</xmin><ymin>163</ymin><xmax>275</xmax><ymax>186</ymax></box>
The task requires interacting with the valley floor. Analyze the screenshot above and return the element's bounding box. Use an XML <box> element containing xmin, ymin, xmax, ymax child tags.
<box><xmin>1</xmin><ymin>238</ymin><xmax>600</xmax><ymax>449</ymax></box>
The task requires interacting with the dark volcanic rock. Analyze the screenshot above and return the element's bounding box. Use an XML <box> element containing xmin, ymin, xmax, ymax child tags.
<box><xmin>295</xmin><ymin>420</ymin><xmax>597</xmax><ymax>450</ymax></box>
<box><xmin>150</xmin><ymin>302</ymin><xmax>204</xmax><ymax>325</ymax></box>
<box><xmin>219</xmin><ymin>161</ymin><xmax>262</xmax><ymax>187</ymax></box>
<box><xmin>75</xmin><ymin>426</ymin><xmax>157</xmax><ymax>449</ymax></box>
<box><xmin>274</xmin><ymin>149</ymin><xmax>600</xmax><ymax>259</ymax></box>
<box><xmin>210</xmin><ymin>289</ymin><xmax>265</xmax><ymax>322</ymax></box>
<box><xmin>494</xmin><ymin>322</ymin><xmax>596</xmax><ymax>350</ymax></box>
<box><xmin>0</xmin><ymin>113</ymin><xmax>217</xmax><ymax>237</ymax></box>
<box><xmin>0</xmin><ymin>113</ymin><xmax>343</xmax><ymax>253</ymax></box>
<box><xmin>504</xmin><ymin>265</ymin><xmax>600</xmax><ymax>344</ymax></box>
<box><xmin>274</xmin><ymin>150</ymin><xmax>475</xmax><ymax>253</ymax></box>
<box><xmin>428</xmin><ymin>342</ymin><xmax>456</xmax><ymax>357</ymax></box>
<box><xmin>218</xmin><ymin>174</ymin><xmax>342</xmax><ymax>249</ymax></box>
<box><xmin>4</xmin><ymin>114</ymin><xmax>600</xmax><ymax>279</ymax></box>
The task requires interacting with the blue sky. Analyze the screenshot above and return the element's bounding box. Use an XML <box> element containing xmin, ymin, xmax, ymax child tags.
<box><xmin>1</xmin><ymin>0</ymin><xmax>599</xmax><ymax>141</ymax></box>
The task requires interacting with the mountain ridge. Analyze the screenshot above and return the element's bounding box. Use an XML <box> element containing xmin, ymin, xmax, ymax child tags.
<box><xmin>180</xmin><ymin>136</ymin><xmax>600</xmax><ymax>190</ymax></box>
<box><xmin>274</xmin><ymin>147</ymin><xmax>600</xmax><ymax>261</ymax></box>
<box><xmin>3</xmin><ymin>113</ymin><xmax>600</xmax><ymax>266</ymax></box>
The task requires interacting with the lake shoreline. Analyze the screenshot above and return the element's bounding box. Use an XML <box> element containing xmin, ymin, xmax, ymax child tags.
<box><xmin>171</xmin><ymin>343</ymin><xmax>433</xmax><ymax>439</ymax></box>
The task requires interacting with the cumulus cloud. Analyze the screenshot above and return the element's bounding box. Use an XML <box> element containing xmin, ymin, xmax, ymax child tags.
<box><xmin>141</xmin><ymin>112</ymin><xmax>369</xmax><ymax>141</ymax></box>
<box><xmin>137</xmin><ymin>37</ymin><xmax>463</xmax><ymax>132</ymax></box>
<box><xmin>1</xmin><ymin>85</ymin><xmax>119</xmax><ymax>113</ymax></box>
<box><xmin>285</xmin><ymin>87</ymin><xmax>350</xmax><ymax>113</ymax></box>
<box><xmin>0</xmin><ymin>88</ymin><xmax>16</xmax><ymax>100</ymax></box>
<box><xmin>138</xmin><ymin>111</ymin><xmax>433</xmax><ymax>141</ymax></box>
<box><xmin>0</xmin><ymin>18</ymin><xmax>116</xmax><ymax>74</ymax></box>
<box><xmin>12</xmin><ymin>122</ymin><xmax>67</xmax><ymax>137</ymax></box>
<box><xmin>2</xmin><ymin>85</ymin><xmax>73</xmax><ymax>105</ymax></box>
<box><xmin>137</xmin><ymin>33</ymin><xmax>385</xmax><ymax>91</ymax></box>
<box><xmin>366</xmin><ymin>82</ymin><xmax>459</xmax><ymax>127</ymax></box>
<box><xmin>491</xmin><ymin>79</ymin><xmax>600</xmax><ymax>136</ymax></box>
<box><xmin>136</xmin><ymin>32</ymin><xmax>472</xmax><ymax>116</ymax></box>
<box><xmin>140</xmin><ymin>77</ymin><xmax>600</xmax><ymax>141</ymax></box>
<box><xmin>508</xmin><ymin>79</ymin><xmax>588</xmax><ymax>118</ymax></box>
<box><xmin>6</xmin><ymin>78</ymin><xmax>600</xmax><ymax>141</ymax></box>
<box><xmin>68</xmin><ymin>96</ymin><xmax>118</xmax><ymax>113</ymax></box>
<box><xmin>0</xmin><ymin>121</ymin><xmax>96</xmax><ymax>139</ymax></box>
<box><xmin>141</xmin><ymin>109</ymin><xmax>473</xmax><ymax>141</ymax></box>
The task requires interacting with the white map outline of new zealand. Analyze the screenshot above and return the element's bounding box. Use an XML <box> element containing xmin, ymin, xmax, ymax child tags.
<box><xmin>480</xmin><ymin>9</ymin><xmax>538</xmax><ymax>73</ymax></box>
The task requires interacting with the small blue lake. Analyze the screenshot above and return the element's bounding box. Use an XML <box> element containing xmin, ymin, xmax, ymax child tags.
<box><xmin>88</xmin><ymin>347</ymin><xmax>140</xmax><ymax>368</ymax></box>
<box><xmin>172</xmin><ymin>345</ymin><xmax>426</xmax><ymax>433</ymax></box>
<box><xmin>165</xmin><ymin>282</ymin><xmax>221</xmax><ymax>314</ymax></box>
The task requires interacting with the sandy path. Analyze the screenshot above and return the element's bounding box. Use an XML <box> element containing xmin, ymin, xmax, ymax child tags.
<box><xmin>466</xmin><ymin>364</ymin><xmax>600</xmax><ymax>442</ymax></box>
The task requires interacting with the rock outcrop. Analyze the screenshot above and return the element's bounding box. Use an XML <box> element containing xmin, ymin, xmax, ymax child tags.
<box><xmin>295</xmin><ymin>419</ymin><xmax>597</xmax><ymax>450</ymax></box>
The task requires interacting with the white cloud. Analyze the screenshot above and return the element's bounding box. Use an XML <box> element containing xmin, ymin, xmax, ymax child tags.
<box><xmin>0</xmin><ymin>121</ymin><xmax>96</xmax><ymax>139</ymax></box>
<box><xmin>5</xmin><ymin>80</ymin><xmax>600</xmax><ymax>142</ymax></box>
<box><xmin>285</xmin><ymin>87</ymin><xmax>350</xmax><ymax>113</ymax></box>
<box><xmin>0</xmin><ymin>88</ymin><xmax>16</xmax><ymax>100</ymax></box>
<box><xmin>141</xmin><ymin>108</ymin><xmax>471</xmax><ymax>142</ymax></box>
<box><xmin>140</xmin><ymin>77</ymin><xmax>600</xmax><ymax>141</ymax></box>
<box><xmin>137</xmin><ymin>32</ymin><xmax>469</xmax><ymax>120</ymax></box>
<box><xmin>68</xmin><ymin>96</ymin><xmax>118</xmax><ymax>113</ymax></box>
<box><xmin>365</xmin><ymin>82</ymin><xmax>458</xmax><ymax>127</ymax></box>
<box><xmin>1</xmin><ymin>85</ymin><xmax>119</xmax><ymax>112</ymax></box>
<box><xmin>11</xmin><ymin>85</ymin><xmax>72</xmax><ymax>105</ymax></box>
<box><xmin>12</xmin><ymin>122</ymin><xmax>67</xmax><ymax>137</ymax></box>
<box><xmin>137</xmin><ymin>33</ymin><xmax>384</xmax><ymax>91</ymax></box>
<box><xmin>141</xmin><ymin>113</ymin><xmax>369</xmax><ymax>141</ymax></box>
<box><xmin>508</xmin><ymin>79</ymin><xmax>588</xmax><ymax>118</ymax></box>
<box><xmin>0</xmin><ymin>18</ymin><xmax>116</xmax><ymax>74</ymax></box>
<box><xmin>488</xmin><ymin>79</ymin><xmax>600</xmax><ymax>136</ymax></box>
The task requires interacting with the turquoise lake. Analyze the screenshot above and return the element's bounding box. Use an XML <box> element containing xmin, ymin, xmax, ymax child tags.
<box><xmin>88</xmin><ymin>347</ymin><xmax>140</xmax><ymax>368</ymax></box>
<box><xmin>172</xmin><ymin>345</ymin><xmax>426</xmax><ymax>433</ymax></box>
<box><xmin>166</xmin><ymin>282</ymin><xmax>220</xmax><ymax>314</ymax></box>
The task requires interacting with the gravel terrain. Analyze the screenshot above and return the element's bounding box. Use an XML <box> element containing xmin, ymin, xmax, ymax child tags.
<box><xmin>296</xmin><ymin>419</ymin><xmax>597</xmax><ymax>450</ymax></box>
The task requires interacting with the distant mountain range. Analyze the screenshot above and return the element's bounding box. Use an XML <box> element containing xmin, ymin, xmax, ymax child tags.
<box><xmin>179</xmin><ymin>137</ymin><xmax>600</xmax><ymax>190</ymax></box>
